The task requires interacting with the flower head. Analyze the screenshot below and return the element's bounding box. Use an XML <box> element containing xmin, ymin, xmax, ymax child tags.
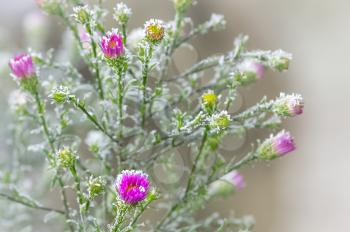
<box><xmin>202</xmin><ymin>90</ymin><xmax>217</xmax><ymax>113</ymax></box>
<box><xmin>257</xmin><ymin>130</ymin><xmax>296</xmax><ymax>160</ymax></box>
<box><xmin>115</xmin><ymin>170</ymin><xmax>150</xmax><ymax>205</ymax></box>
<box><xmin>100</xmin><ymin>29</ymin><xmax>124</xmax><ymax>59</ymax></box>
<box><xmin>144</xmin><ymin>19</ymin><xmax>165</xmax><ymax>44</ymax></box>
<box><xmin>269</xmin><ymin>50</ymin><xmax>292</xmax><ymax>71</ymax></box>
<box><xmin>208</xmin><ymin>171</ymin><xmax>245</xmax><ymax>197</ymax></box>
<box><xmin>9</xmin><ymin>54</ymin><xmax>35</xmax><ymax>79</ymax></box>
<box><xmin>237</xmin><ymin>60</ymin><xmax>265</xmax><ymax>85</ymax></box>
<box><xmin>273</xmin><ymin>93</ymin><xmax>304</xmax><ymax>117</ymax></box>
<box><xmin>57</xmin><ymin>147</ymin><xmax>77</xmax><ymax>168</ymax></box>
<box><xmin>114</xmin><ymin>2</ymin><xmax>132</xmax><ymax>25</ymax></box>
<box><xmin>209</xmin><ymin>111</ymin><xmax>231</xmax><ymax>131</ymax></box>
<box><xmin>73</xmin><ymin>5</ymin><xmax>91</xmax><ymax>24</ymax></box>
<box><xmin>88</xmin><ymin>176</ymin><xmax>106</xmax><ymax>200</ymax></box>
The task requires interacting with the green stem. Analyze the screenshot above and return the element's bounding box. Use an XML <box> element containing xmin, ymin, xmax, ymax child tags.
<box><xmin>141</xmin><ymin>45</ymin><xmax>153</xmax><ymax>127</ymax></box>
<box><xmin>117</xmin><ymin>68</ymin><xmax>124</xmax><ymax>137</ymax></box>
<box><xmin>0</xmin><ymin>192</ymin><xmax>64</xmax><ymax>214</ymax></box>
<box><xmin>122</xmin><ymin>24</ymin><xmax>127</xmax><ymax>45</ymax></box>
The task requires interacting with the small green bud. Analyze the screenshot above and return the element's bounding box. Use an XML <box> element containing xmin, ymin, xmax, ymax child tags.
<box><xmin>49</xmin><ymin>86</ymin><xmax>70</xmax><ymax>104</ymax></box>
<box><xmin>73</xmin><ymin>5</ymin><xmax>91</xmax><ymax>25</ymax></box>
<box><xmin>269</xmin><ymin>50</ymin><xmax>292</xmax><ymax>71</ymax></box>
<box><xmin>209</xmin><ymin>111</ymin><xmax>231</xmax><ymax>131</ymax></box>
<box><xmin>88</xmin><ymin>176</ymin><xmax>106</xmax><ymax>200</ymax></box>
<box><xmin>113</xmin><ymin>2</ymin><xmax>132</xmax><ymax>25</ymax></box>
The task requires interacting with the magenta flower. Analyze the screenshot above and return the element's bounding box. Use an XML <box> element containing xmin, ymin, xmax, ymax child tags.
<box><xmin>223</xmin><ymin>171</ymin><xmax>245</xmax><ymax>191</ymax></box>
<box><xmin>115</xmin><ymin>170</ymin><xmax>150</xmax><ymax>204</ymax></box>
<box><xmin>273</xmin><ymin>93</ymin><xmax>304</xmax><ymax>117</ymax></box>
<box><xmin>258</xmin><ymin>130</ymin><xmax>296</xmax><ymax>160</ymax></box>
<box><xmin>9</xmin><ymin>54</ymin><xmax>35</xmax><ymax>79</ymax></box>
<box><xmin>100</xmin><ymin>29</ymin><xmax>124</xmax><ymax>59</ymax></box>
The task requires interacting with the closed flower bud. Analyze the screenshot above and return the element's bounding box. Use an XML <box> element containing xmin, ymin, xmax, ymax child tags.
<box><xmin>49</xmin><ymin>86</ymin><xmax>71</xmax><ymax>104</ymax></box>
<box><xmin>269</xmin><ymin>50</ymin><xmax>292</xmax><ymax>71</ymax></box>
<box><xmin>257</xmin><ymin>130</ymin><xmax>296</xmax><ymax>160</ymax></box>
<box><xmin>73</xmin><ymin>5</ymin><xmax>91</xmax><ymax>25</ymax></box>
<box><xmin>144</xmin><ymin>19</ymin><xmax>165</xmax><ymax>44</ymax></box>
<box><xmin>113</xmin><ymin>2</ymin><xmax>132</xmax><ymax>25</ymax></box>
<box><xmin>57</xmin><ymin>148</ymin><xmax>77</xmax><ymax>168</ymax></box>
<box><xmin>88</xmin><ymin>176</ymin><xmax>106</xmax><ymax>200</ymax></box>
<box><xmin>208</xmin><ymin>171</ymin><xmax>245</xmax><ymax>197</ymax></box>
<box><xmin>236</xmin><ymin>60</ymin><xmax>265</xmax><ymax>85</ymax></box>
<box><xmin>209</xmin><ymin>111</ymin><xmax>231</xmax><ymax>131</ymax></box>
<box><xmin>273</xmin><ymin>93</ymin><xmax>304</xmax><ymax>117</ymax></box>
<box><xmin>202</xmin><ymin>90</ymin><xmax>217</xmax><ymax>113</ymax></box>
<box><xmin>100</xmin><ymin>29</ymin><xmax>124</xmax><ymax>59</ymax></box>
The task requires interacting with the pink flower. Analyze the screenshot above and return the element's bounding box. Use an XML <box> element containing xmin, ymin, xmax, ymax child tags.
<box><xmin>9</xmin><ymin>54</ymin><xmax>35</xmax><ymax>79</ymax></box>
<box><xmin>220</xmin><ymin>171</ymin><xmax>245</xmax><ymax>191</ymax></box>
<box><xmin>239</xmin><ymin>60</ymin><xmax>265</xmax><ymax>79</ymax></box>
<box><xmin>258</xmin><ymin>130</ymin><xmax>296</xmax><ymax>160</ymax></box>
<box><xmin>100</xmin><ymin>29</ymin><xmax>124</xmax><ymax>59</ymax></box>
<box><xmin>115</xmin><ymin>170</ymin><xmax>150</xmax><ymax>204</ymax></box>
<box><xmin>273</xmin><ymin>93</ymin><xmax>304</xmax><ymax>117</ymax></box>
<box><xmin>272</xmin><ymin>130</ymin><xmax>296</xmax><ymax>157</ymax></box>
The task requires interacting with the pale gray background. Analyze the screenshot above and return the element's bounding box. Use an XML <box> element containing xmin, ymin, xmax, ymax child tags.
<box><xmin>0</xmin><ymin>0</ymin><xmax>349</xmax><ymax>231</ymax></box>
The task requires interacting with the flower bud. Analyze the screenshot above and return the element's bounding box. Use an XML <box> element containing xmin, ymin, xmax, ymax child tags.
<box><xmin>88</xmin><ymin>176</ymin><xmax>106</xmax><ymax>200</ymax></box>
<box><xmin>208</xmin><ymin>171</ymin><xmax>245</xmax><ymax>197</ymax></box>
<box><xmin>100</xmin><ymin>29</ymin><xmax>124</xmax><ymax>59</ymax></box>
<box><xmin>209</xmin><ymin>111</ymin><xmax>231</xmax><ymax>131</ymax></box>
<box><xmin>273</xmin><ymin>93</ymin><xmax>304</xmax><ymax>117</ymax></box>
<box><xmin>144</xmin><ymin>19</ymin><xmax>165</xmax><ymax>44</ymax></box>
<box><xmin>201</xmin><ymin>90</ymin><xmax>217</xmax><ymax>113</ymax></box>
<box><xmin>113</xmin><ymin>2</ymin><xmax>132</xmax><ymax>25</ymax></box>
<box><xmin>49</xmin><ymin>86</ymin><xmax>71</xmax><ymax>104</ymax></box>
<box><xmin>257</xmin><ymin>130</ymin><xmax>296</xmax><ymax>160</ymax></box>
<box><xmin>9</xmin><ymin>54</ymin><xmax>35</xmax><ymax>79</ymax></box>
<box><xmin>73</xmin><ymin>5</ymin><xmax>91</xmax><ymax>25</ymax></box>
<box><xmin>57</xmin><ymin>148</ymin><xmax>77</xmax><ymax>168</ymax></box>
<box><xmin>236</xmin><ymin>60</ymin><xmax>265</xmax><ymax>85</ymax></box>
<box><xmin>269</xmin><ymin>50</ymin><xmax>292</xmax><ymax>71</ymax></box>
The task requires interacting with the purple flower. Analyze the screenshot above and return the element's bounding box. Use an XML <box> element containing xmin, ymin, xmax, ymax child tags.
<box><xmin>237</xmin><ymin>60</ymin><xmax>265</xmax><ymax>85</ymax></box>
<box><xmin>100</xmin><ymin>29</ymin><xmax>124</xmax><ymax>59</ymax></box>
<box><xmin>221</xmin><ymin>171</ymin><xmax>245</xmax><ymax>190</ymax></box>
<box><xmin>258</xmin><ymin>130</ymin><xmax>296</xmax><ymax>160</ymax></box>
<box><xmin>9</xmin><ymin>54</ymin><xmax>35</xmax><ymax>79</ymax></box>
<box><xmin>115</xmin><ymin>170</ymin><xmax>150</xmax><ymax>205</ymax></box>
<box><xmin>208</xmin><ymin>171</ymin><xmax>245</xmax><ymax>197</ymax></box>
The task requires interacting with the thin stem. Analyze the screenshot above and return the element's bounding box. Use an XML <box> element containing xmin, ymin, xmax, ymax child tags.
<box><xmin>130</xmin><ymin>201</ymin><xmax>152</xmax><ymax>228</ymax></box>
<box><xmin>141</xmin><ymin>45</ymin><xmax>153</xmax><ymax>127</ymax></box>
<box><xmin>122</xmin><ymin>24</ymin><xmax>127</xmax><ymax>45</ymax></box>
<box><xmin>0</xmin><ymin>192</ymin><xmax>64</xmax><ymax>214</ymax></box>
<box><xmin>117</xmin><ymin>68</ymin><xmax>124</xmax><ymax>137</ymax></box>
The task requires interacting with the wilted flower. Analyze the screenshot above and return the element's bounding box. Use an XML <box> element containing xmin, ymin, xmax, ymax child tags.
<box><xmin>88</xmin><ymin>176</ymin><xmax>106</xmax><ymax>200</ymax></box>
<box><xmin>73</xmin><ymin>5</ymin><xmax>91</xmax><ymax>24</ymax></box>
<box><xmin>57</xmin><ymin>147</ymin><xmax>77</xmax><ymax>168</ymax></box>
<box><xmin>209</xmin><ymin>111</ymin><xmax>231</xmax><ymax>131</ymax></box>
<box><xmin>257</xmin><ymin>130</ymin><xmax>296</xmax><ymax>160</ymax></box>
<box><xmin>115</xmin><ymin>170</ymin><xmax>150</xmax><ymax>205</ymax></box>
<box><xmin>269</xmin><ymin>50</ymin><xmax>292</xmax><ymax>71</ymax></box>
<box><xmin>114</xmin><ymin>2</ymin><xmax>132</xmax><ymax>25</ymax></box>
<box><xmin>208</xmin><ymin>171</ymin><xmax>245</xmax><ymax>197</ymax></box>
<box><xmin>202</xmin><ymin>90</ymin><xmax>217</xmax><ymax>113</ymax></box>
<box><xmin>237</xmin><ymin>60</ymin><xmax>265</xmax><ymax>85</ymax></box>
<box><xmin>100</xmin><ymin>29</ymin><xmax>124</xmax><ymax>59</ymax></box>
<box><xmin>144</xmin><ymin>19</ymin><xmax>165</xmax><ymax>44</ymax></box>
<box><xmin>273</xmin><ymin>93</ymin><xmax>304</xmax><ymax>117</ymax></box>
<box><xmin>9</xmin><ymin>54</ymin><xmax>35</xmax><ymax>79</ymax></box>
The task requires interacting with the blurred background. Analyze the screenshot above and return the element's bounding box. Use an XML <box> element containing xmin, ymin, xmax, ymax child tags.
<box><xmin>0</xmin><ymin>0</ymin><xmax>349</xmax><ymax>231</ymax></box>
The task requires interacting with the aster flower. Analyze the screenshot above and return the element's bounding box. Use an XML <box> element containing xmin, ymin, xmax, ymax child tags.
<box><xmin>273</xmin><ymin>93</ymin><xmax>304</xmax><ymax>117</ymax></box>
<box><xmin>114</xmin><ymin>2</ymin><xmax>132</xmax><ymax>25</ymax></box>
<box><xmin>9</xmin><ymin>54</ymin><xmax>35</xmax><ymax>79</ymax></box>
<box><xmin>100</xmin><ymin>29</ymin><xmax>124</xmax><ymax>59</ymax></box>
<box><xmin>208</xmin><ymin>171</ymin><xmax>245</xmax><ymax>197</ymax></box>
<box><xmin>237</xmin><ymin>60</ymin><xmax>265</xmax><ymax>85</ymax></box>
<box><xmin>257</xmin><ymin>130</ymin><xmax>296</xmax><ymax>160</ymax></box>
<box><xmin>115</xmin><ymin>170</ymin><xmax>150</xmax><ymax>205</ymax></box>
<box><xmin>202</xmin><ymin>90</ymin><xmax>217</xmax><ymax>113</ymax></box>
<box><xmin>209</xmin><ymin>111</ymin><xmax>231</xmax><ymax>131</ymax></box>
<box><xmin>144</xmin><ymin>19</ymin><xmax>166</xmax><ymax>44</ymax></box>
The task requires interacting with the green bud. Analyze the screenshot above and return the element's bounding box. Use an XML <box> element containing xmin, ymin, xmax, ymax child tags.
<box><xmin>57</xmin><ymin>148</ymin><xmax>76</xmax><ymax>168</ymax></box>
<box><xmin>88</xmin><ymin>176</ymin><xmax>106</xmax><ymax>200</ymax></box>
<box><xmin>73</xmin><ymin>5</ymin><xmax>91</xmax><ymax>25</ymax></box>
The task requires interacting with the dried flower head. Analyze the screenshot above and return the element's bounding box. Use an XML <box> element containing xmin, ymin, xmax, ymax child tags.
<box><xmin>144</xmin><ymin>19</ymin><xmax>165</xmax><ymax>43</ymax></box>
<box><xmin>115</xmin><ymin>170</ymin><xmax>150</xmax><ymax>205</ymax></box>
<box><xmin>257</xmin><ymin>130</ymin><xmax>296</xmax><ymax>160</ymax></box>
